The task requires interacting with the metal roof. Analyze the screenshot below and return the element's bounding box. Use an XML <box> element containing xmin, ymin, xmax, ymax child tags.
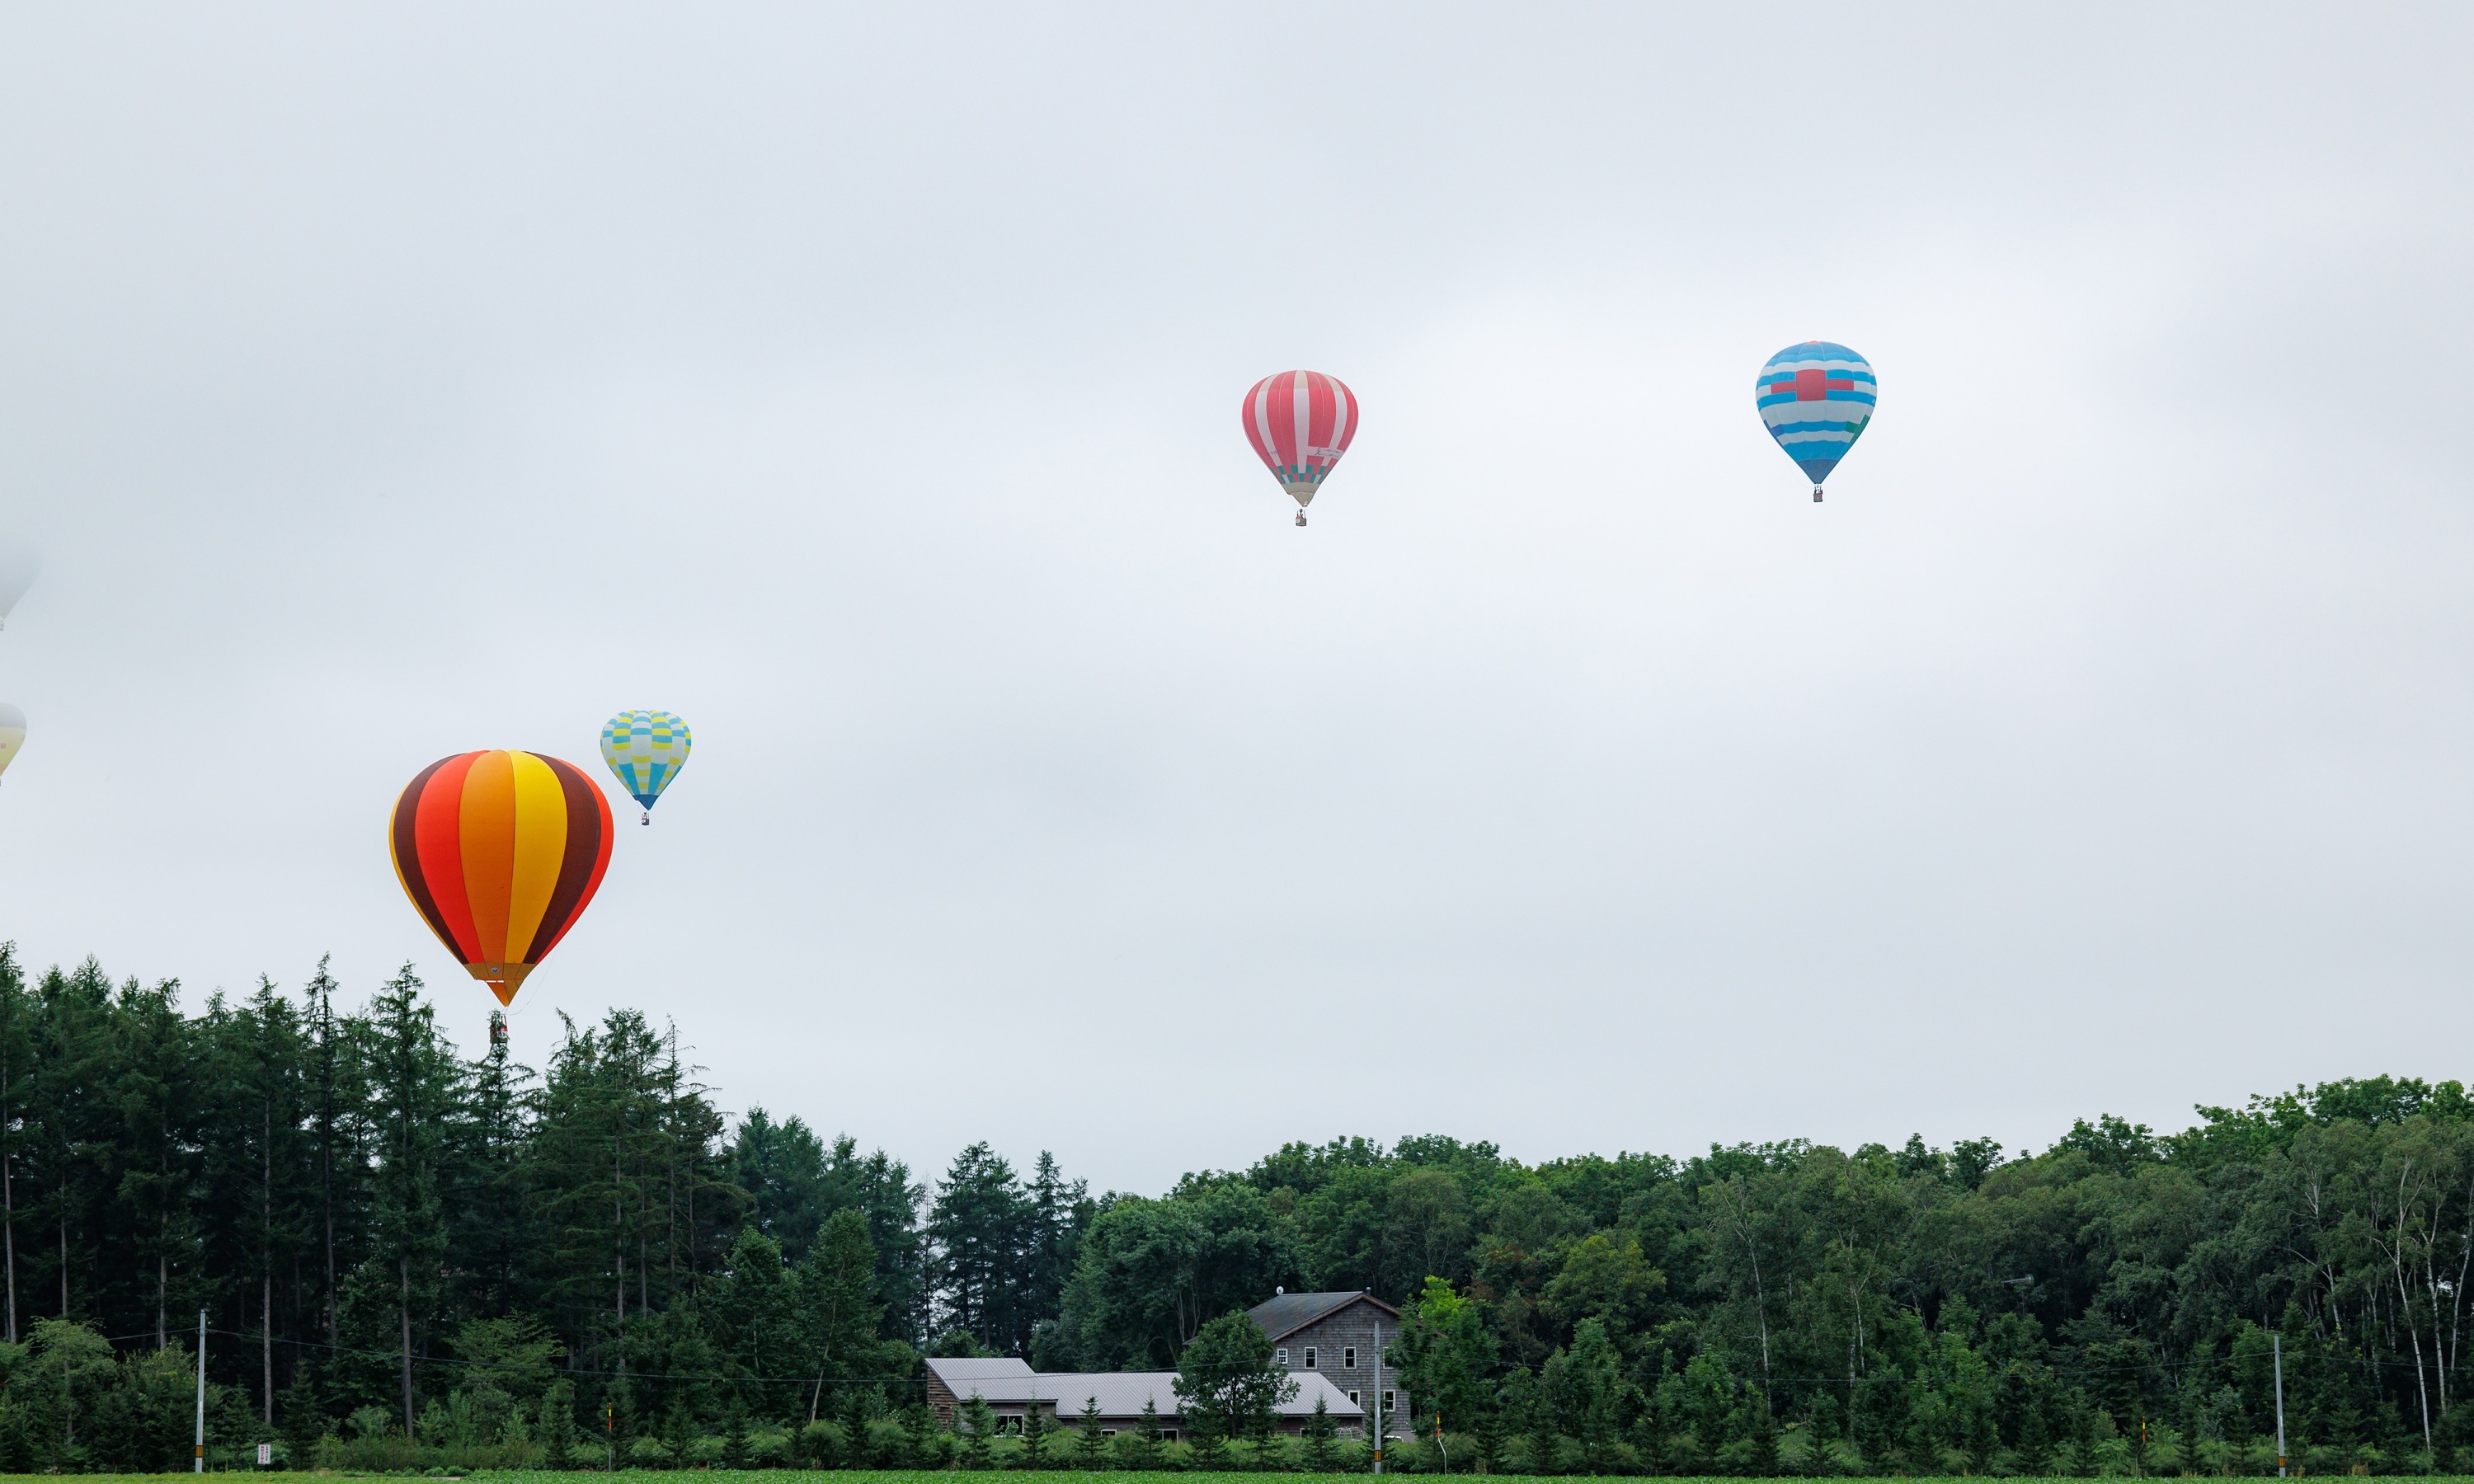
<box><xmin>924</xmin><ymin>1357</ymin><xmax>1035</xmax><ymax>1383</ymax></box>
<box><xmin>1244</xmin><ymin>1289</ymin><xmax>1400</xmax><ymax>1342</ymax></box>
<box><xmin>931</xmin><ymin>1362</ymin><xmax>1362</xmax><ymax>1420</ymax></box>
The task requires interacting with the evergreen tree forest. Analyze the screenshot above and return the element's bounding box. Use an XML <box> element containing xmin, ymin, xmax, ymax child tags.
<box><xmin>7</xmin><ymin>944</ymin><xmax>2474</xmax><ymax>1474</ymax></box>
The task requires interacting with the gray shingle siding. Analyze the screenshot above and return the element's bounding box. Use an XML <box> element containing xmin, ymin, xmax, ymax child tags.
<box><xmin>1247</xmin><ymin>1291</ymin><xmax>1404</xmax><ymax>1438</ymax></box>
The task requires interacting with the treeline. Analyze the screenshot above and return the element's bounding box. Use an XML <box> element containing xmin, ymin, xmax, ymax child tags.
<box><xmin>5</xmin><ymin>946</ymin><xmax>2474</xmax><ymax>1474</ymax></box>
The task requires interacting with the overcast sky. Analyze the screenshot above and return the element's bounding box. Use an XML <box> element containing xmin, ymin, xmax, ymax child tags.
<box><xmin>2</xmin><ymin>5</ymin><xmax>2468</xmax><ymax>1196</ymax></box>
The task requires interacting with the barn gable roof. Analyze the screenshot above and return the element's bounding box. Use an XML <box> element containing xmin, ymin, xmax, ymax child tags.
<box><xmin>1244</xmin><ymin>1289</ymin><xmax>1401</xmax><ymax>1343</ymax></box>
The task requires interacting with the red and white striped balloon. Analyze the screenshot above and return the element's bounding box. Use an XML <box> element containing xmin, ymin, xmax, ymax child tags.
<box><xmin>1241</xmin><ymin>370</ymin><xmax>1359</xmax><ymax>514</ymax></box>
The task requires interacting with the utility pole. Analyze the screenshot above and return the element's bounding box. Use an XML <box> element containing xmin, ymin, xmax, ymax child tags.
<box><xmin>2274</xmin><ymin>1331</ymin><xmax>2288</xmax><ymax>1478</ymax></box>
<box><xmin>194</xmin><ymin>1308</ymin><xmax>208</xmax><ymax>1473</ymax></box>
<box><xmin>1371</xmin><ymin>1302</ymin><xmax>1384</xmax><ymax>1476</ymax></box>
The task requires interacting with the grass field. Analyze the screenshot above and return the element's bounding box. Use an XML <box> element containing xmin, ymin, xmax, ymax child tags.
<box><xmin>5</xmin><ymin>1475</ymin><xmax>2468</xmax><ymax>1482</ymax></box>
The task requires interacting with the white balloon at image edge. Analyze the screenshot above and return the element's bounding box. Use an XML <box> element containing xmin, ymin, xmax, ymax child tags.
<box><xmin>0</xmin><ymin>702</ymin><xmax>24</xmax><ymax>785</ymax></box>
<box><xmin>0</xmin><ymin>540</ymin><xmax>41</xmax><ymax>626</ymax></box>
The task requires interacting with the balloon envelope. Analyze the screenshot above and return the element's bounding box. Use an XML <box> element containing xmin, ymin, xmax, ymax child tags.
<box><xmin>600</xmin><ymin>710</ymin><xmax>692</xmax><ymax>813</ymax></box>
<box><xmin>0</xmin><ymin>704</ymin><xmax>22</xmax><ymax>784</ymax></box>
<box><xmin>1756</xmin><ymin>342</ymin><xmax>1876</xmax><ymax>487</ymax></box>
<box><xmin>388</xmin><ymin>750</ymin><xmax>614</xmax><ymax>1004</ymax></box>
<box><xmin>0</xmin><ymin>541</ymin><xmax>41</xmax><ymax>629</ymax></box>
<box><xmin>1242</xmin><ymin>370</ymin><xmax>1358</xmax><ymax>510</ymax></box>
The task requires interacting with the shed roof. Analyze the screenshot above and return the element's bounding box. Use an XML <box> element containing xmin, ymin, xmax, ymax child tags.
<box><xmin>930</xmin><ymin>1362</ymin><xmax>1362</xmax><ymax>1420</ymax></box>
<box><xmin>1245</xmin><ymin>1289</ymin><xmax>1401</xmax><ymax>1342</ymax></box>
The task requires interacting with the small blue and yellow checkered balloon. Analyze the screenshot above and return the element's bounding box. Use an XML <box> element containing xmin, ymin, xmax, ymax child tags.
<box><xmin>599</xmin><ymin>710</ymin><xmax>692</xmax><ymax>824</ymax></box>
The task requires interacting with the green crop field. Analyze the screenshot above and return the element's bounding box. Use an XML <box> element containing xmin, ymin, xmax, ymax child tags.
<box><xmin>2</xmin><ymin>1476</ymin><xmax>2467</xmax><ymax>1483</ymax></box>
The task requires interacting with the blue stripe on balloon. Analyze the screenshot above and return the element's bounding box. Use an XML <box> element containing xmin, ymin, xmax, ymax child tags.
<box><xmin>1757</xmin><ymin>385</ymin><xmax>1874</xmax><ymax>402</ymax></box>
<box><xmin>1768</xmin><ymin>421</ymin><xmax>1861</xmax><ymax>436</ymax></box>
<box><xmin>1765</xmin><ymin>343</ymin><xmax>1866</xmax><ymax>366</ymax></box>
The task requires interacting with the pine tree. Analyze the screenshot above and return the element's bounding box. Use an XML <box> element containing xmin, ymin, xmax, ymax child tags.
<box><xmin>444</xmin><ymin>1007</ymin><xmax>534</xmax><ymax>1323</ymax></box>
<box><xmin>31</xmin><ymin>960</ymin><xmax>113</xmax><ymax>1325</ymax></box>
<box><xmin>661</xmin><ymin>1396</ymin><xmax>696</xmax><ymax>1468</ymax></box>
<box><xmin>0</xmin><ymin>942</ymin><xmax>28</xmax><ymax>1343</ymax></box>
<box><xmin>201</xmin><ymin>977</ymin><xmax>313</xmax><ymax>1428</ymax></box>
<box><xmin>929</xmin><ymin>1143</ymin><xmax>1031</xmax><ymax>1350</ymax></box>
<box><xmin>958</xmin><ymin>1393</ymin><xmax>996</xmax><ymax>1469</ymax></box>
<box><xmin>820</xmin><ymin>1134</ymin><xmax>929</xmax><ymax>1346</ymax></box>
<box><xmin>1075</xmin><ymin>1395</ymin><xmax>1108</xmax><ymax>1468</ymax></box>
<box><xmin>538</xmin><ymin>1377</ymin><xmax>578</xmax><ymax>1469</ymax></box>
<box><xmin>1021</xmin><ymin>1397</ymin><xmax>1050</xmax><ymax>1468</ymax></box>
<box><xmin>1302</xmin><ymin>1394</ymin><xmax>1340</xmax><ymax>1472</ymax></box>
<box><xmin>731</xmin><ymin>1107</ymin><xmax>830</xmax><ymax>1260</ymax></box>
<box><xmin>299</xmin><ymin>956</ymin><xmax>359</xmax><ymax>1345</ymax></box>
<box><xmin>1134</xmin><ymin>1397</ymin><xmax>1163</xmax><ymax>1468</ymax></box>
<box><xmin>1022</xmin><ymin>1153</ymin><xmax>1088</xmax><ymax>1344</ymax></box>
<box><xmin>364</xmin><ymin>965</ymin><xmax>453</xmax><ymax>1436</ymax></box>
<box><xmin>603</xmin><ymin>1375</ymin><xmax>638</xmax><ymax>1467</ymax></box>
<box><xmin>107</xmin><ymin>973</ymin><xmax>204</xmax><ymax>1350</ymax></box>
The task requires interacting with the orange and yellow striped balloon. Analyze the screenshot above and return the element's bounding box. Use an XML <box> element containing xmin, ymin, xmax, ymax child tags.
<box><xmin>388</xmin><ymin>750</ymin><xmax>614</xmax><ymax>1005</ymax></box>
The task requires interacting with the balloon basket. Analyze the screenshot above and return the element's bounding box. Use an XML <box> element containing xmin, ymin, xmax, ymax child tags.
<box><xmin>1295</xmin><ymin>511</ymin><xmax>1307</xmax><ymax>527</ymax></box>
<box><xmin>1813</xmin><ymin>487</ymin><xmax>1825</xmax><ymax>503</ymax></box>
<box><xmin>641</xmin><ymin>810</ymin><xmax>651</xmax><ymax>825</ymax></box>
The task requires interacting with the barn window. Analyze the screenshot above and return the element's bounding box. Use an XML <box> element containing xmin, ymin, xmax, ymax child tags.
<box><xmin>1343</xmin><ymin>1346</ymin><xmax>1357</xmax><ymax>1369</ymax></box>
<box><xmin>1276</xmin><ymin>1347</ymin><xmax>1288</xmax><ymax>1365</ymax></box>
<box><xmin>1303</xmin><ymin>1346</ymin><xmax>1318</xmax><ymax>1369</ymax></box>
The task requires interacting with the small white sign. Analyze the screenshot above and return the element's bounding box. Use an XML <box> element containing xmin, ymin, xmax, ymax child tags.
<box><xmin>257</xmin><ymin>1444</ymin><xmax>272</xmax><ymax>1466</ymax></box>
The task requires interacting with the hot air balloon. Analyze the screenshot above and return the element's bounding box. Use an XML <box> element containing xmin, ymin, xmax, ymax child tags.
<box><xmin>1243</xmin><ymin>370</ymin><xmax>1358</xmax><ymax>526</ymax></box>
<box><xmin>0</xmin><ymin>541</ymin><xmax>41</xmax><ymax>630</ymax></box>
<box><xmin>388</xmin><ymin>750</ymin><xmax>613</xmax><ymax>1005</ymax></box>
<box><xmin>1756</xmin><ymin>342</ymin><xmax>1876</xmax><ymax>502</ymax></box>
<box><xmin>0</xmin><ymin>705</ymin><xmax>22</xmax><ymax>785</ymax></box>
<box><xmin>600</xmin><ymin>709</ymin><xmax>691</xmax><ymax>824</ymax></box>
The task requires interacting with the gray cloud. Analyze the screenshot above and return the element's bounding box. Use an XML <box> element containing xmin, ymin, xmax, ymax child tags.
<box><xmin>1</xmin><ymin>3</ymin><xmax>2467</xmax><ymax>1190</ymax></box>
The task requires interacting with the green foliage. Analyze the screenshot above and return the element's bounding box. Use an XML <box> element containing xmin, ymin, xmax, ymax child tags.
<box><xmin>1131</xmin><ymin>1396</ymin><xmax>1164</xmax><ymax>1468</ymax></box>
<box><xmin>660</xmin><ymin>1395</ymin><xmax>696</xmax><ymax>1469</ymax></box>
<box><xmin>26</xmin><ymin>936</ymin><xmax>2474</xmax><ymax>1477</ymax></box>
<box><xmin>956</xmin><ymin>1392</ymin><xmax>996</xmax><ymax>1469</ymax></box>
<box><xmin>1020</xmin><ymin>1395</ymin><xmax>1050</xmax><ymax>1466</ymax></box>
<box><xmin>535</xmin><ymin>1375</ymin><xmax>576</xmax><ymax>1468</ymax></box>
<box><xmin>1390</xmin><ymin>1275</ymin><xmax>1498</xmax><ymax>1428</ymax></box>
<box><xmin>1075</xmin><ymin>1392</ymin><xmax>1108</xmax><ymax>1467</ymax></box>
<box><xmin>1053</xmin><ymin>1181</ymin><xmax>1289</xmax><ymax>1370</ymax></box>
<box><xmin>1300</xmin><ymin>1392</ymin><xmax>1342</xmax><ymax>1472</ymax></box>
<box><xmin>1175</xmin><ymin>1307</ymin><xmax>1296</xmax><ymax>1449</ymax></box>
